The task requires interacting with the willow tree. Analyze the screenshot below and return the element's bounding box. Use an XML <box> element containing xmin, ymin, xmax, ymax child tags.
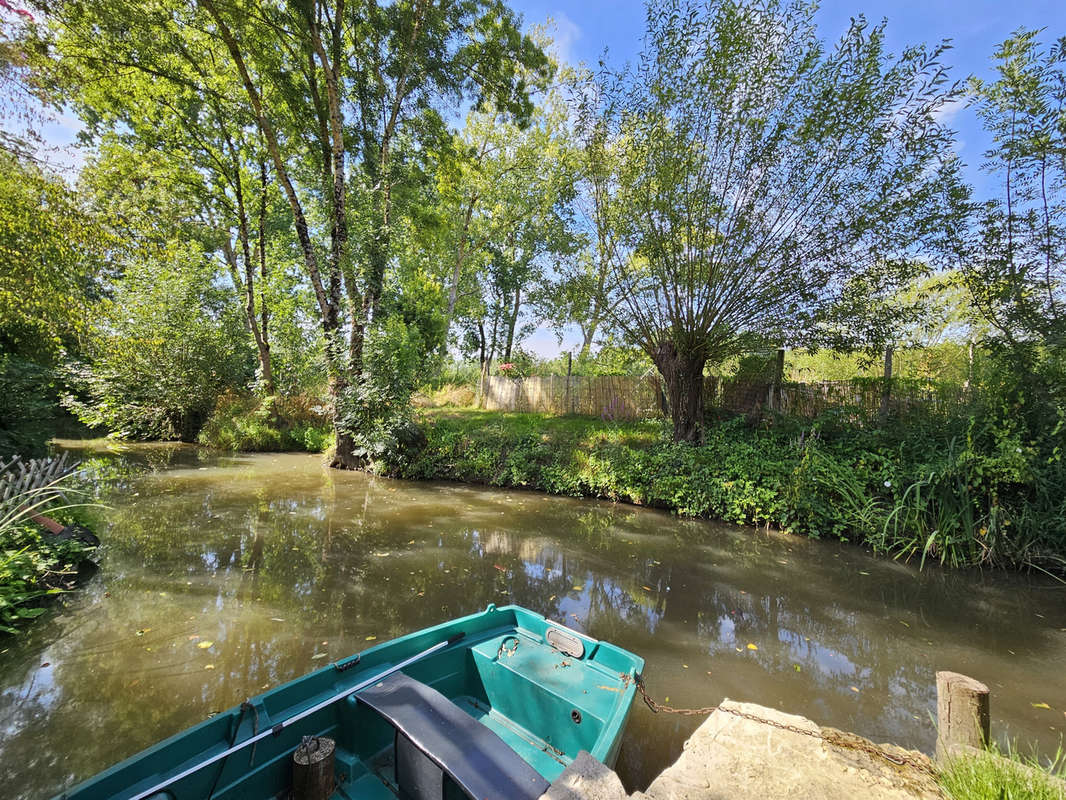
<box><xmin>966</xmin><ymin>30</ymin><xmax>1066</xmax><ymax>352</ymax></box>
<box><xmin>593</xmin><ymin>0</ymin><xmax>965</xmax><ymax>442</ymax></box>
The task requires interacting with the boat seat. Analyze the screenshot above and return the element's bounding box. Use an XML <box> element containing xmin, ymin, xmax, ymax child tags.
<box><xmin>358</xmin><ymin>671</ymin><xmax>551</xmax><ymax>800</ymax></box>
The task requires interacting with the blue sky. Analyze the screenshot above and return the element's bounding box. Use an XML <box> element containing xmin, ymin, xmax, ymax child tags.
<box><xmin>514</xmin><ymin>0</ymin><xmax>1065</xmax><ymax>198</ymax></box>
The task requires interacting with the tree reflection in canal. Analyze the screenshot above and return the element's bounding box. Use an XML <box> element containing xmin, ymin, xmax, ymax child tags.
<box><xmin>0</xmin><ymin>442</ymin><xmax>1063</xmax><ymax>799</ymax></box>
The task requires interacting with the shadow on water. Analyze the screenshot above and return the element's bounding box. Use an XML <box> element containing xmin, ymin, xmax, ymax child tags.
<box><xmin>0</xmin><ymin>440</ymin><xmax>1063</xmax><ymax>798</ymax></box>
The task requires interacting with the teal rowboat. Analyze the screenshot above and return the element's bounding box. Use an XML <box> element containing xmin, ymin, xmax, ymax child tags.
<box><xmin>57</xmin><ymin>604</ymin><xmax>644</xmax><ymax>800</ymax></box>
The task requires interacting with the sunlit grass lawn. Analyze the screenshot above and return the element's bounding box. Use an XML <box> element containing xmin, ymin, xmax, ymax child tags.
<box><xmin>416</xmin><ymin>407</ymin><xmax>665</xmax><ymax>450</ymax></box>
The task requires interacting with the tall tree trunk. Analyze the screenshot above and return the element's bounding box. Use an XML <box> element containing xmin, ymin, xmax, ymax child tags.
<box><xmin>224</xmin><ymin>145</ymin><xmax>275</xmax><ymax>397</ymax></box>
<box><xmin>578</xmin><ymin>321</ymin><xmax>598</xmax><ymax>363</ymax></box>
<box><xmin>652</xmin><ymin>341</ymin><xmax>706</xmax><ymax>443</ymax></box>
<box><xmin>257</xmin><ymin>159</ymin><xmax>270</xmax><ymax>358</ymax></box>
<box><xmin>475</xmin><ymin>319</ymin><xmax>488</xmax><ymax>407</ymax></box>
<box><xmin>503</xmin><ymin>287</ymin><xmax>520</xmax><ymax>362</ymax></box>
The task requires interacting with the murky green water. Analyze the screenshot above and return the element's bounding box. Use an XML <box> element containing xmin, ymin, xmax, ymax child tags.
<box><xmin>1</xmin><ymin>441</ymin><xmax>1064</xmax><ymax>798</ymax></box>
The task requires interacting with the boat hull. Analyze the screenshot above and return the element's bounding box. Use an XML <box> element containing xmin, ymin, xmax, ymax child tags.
<box><xmin>57</xmin><ymin>604</ymin><xmax>644</xmax><ymax>800</ymax></box>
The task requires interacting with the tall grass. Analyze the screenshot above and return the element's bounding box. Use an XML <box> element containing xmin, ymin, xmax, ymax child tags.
<box><xmin>939</xmin><ymin>743</ymin><xmax>1065</xmax><ymax>800</ymax></box>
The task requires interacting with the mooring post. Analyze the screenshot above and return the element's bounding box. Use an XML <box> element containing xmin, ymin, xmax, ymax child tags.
<box><xmin>935</xmin><ymin>671</ymin><xmax>990</xmax><ymax>761</ymax></box>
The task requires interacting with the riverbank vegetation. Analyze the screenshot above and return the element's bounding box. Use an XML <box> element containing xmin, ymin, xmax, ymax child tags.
<box><xmin>394</xmin><ymin>400</ymin><xmax>1065</xmax><ymax>573</ymax></box>
<box><xmin>0</xmin><ymin>467</ymin><xmax>96</xmax><ymax>634</ymax></box>
<box><xmin>1</xmin><ymin>0</ymin><xmax>1064</xmax><ymax>573</ymax></box>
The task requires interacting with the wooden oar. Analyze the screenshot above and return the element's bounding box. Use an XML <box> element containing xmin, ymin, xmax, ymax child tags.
<box><xmin>125</xmin><ymin>632</ymin><xmax>467</xmax><ymax>800</ymax></box>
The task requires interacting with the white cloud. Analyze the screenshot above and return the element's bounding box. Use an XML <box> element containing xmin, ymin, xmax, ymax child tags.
<box><xmin>546</xmin><ymin>12</ymin><xmax>582</xmax><ymax>67</ymax></box>
<box><xmin>933</xmin><ymin>97</ymin><xmax>964</xmax><ymax>127</ymax></box>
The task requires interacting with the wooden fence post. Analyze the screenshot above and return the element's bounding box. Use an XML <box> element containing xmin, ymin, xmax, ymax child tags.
<box><xmin>566</xmin><ymin>352</ymin><xmax>572</xmax><ymax>415</ymax></box>
<box><xmin>879</xmin><ymin>345</ymin><xmax>894</xmax><ymax>419</ymax></box>
<box><xmin>936</xmin><ymin>671</ymin><xmax>990</xmax><ymax>761</ymax></box>
<box><xmin>768</xmin><ymin>348</ymin><xmax>785</xmax><ymax>411</ymax></box>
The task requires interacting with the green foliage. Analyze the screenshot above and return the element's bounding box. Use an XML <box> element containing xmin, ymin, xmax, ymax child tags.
<box><xmin>197</xmin><ymin>392</ymin><xmax>332</xmax><ymax>453</ymax></box>
<box><xmin>938</xmin><ymin>742</ymin><xmax>1065</xmax><ymax>800</ymax></box>
<box><xmin>0</xmin><ymin>355</ymin><xmax>57</xmax><ymax>457</ymax></box>
<box><xmin>68</xmin><ymin>242</ymin><xmax>253</xmax><ymax>441</ymax></box>
<box><xmin>0</xmin><ymin>473</ymin><xmax>95</xmax><ymax>635</ymax></box>
<box><xmin>0</xmin><ymin>150</ymin><xmax>105</xmax><ymax>363</ymax></box>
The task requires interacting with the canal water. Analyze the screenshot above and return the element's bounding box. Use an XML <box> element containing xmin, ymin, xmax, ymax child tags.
<box><xmin>1</xmin><ymin>441</ymin><xmax>1063</xmax><ymax>798</ymax></box>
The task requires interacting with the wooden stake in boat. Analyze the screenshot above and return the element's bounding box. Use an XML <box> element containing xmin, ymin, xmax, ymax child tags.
<box><xmin>292</xmin><ymin>736</ymin><xmax>335</xmax><ymax>800</ymax></box>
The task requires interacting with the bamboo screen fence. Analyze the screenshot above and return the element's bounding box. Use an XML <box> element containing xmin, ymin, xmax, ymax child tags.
<box><xmin>480</xmin><ymin>375</ymin><xmax>967</xmax><ymax>420</ymax></box>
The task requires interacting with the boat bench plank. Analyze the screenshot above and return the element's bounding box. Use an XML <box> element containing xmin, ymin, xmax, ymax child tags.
<box><xmin>358</xmin><ymin>671</ymin><xmax>551</xmax><ymax>800</ymax></box>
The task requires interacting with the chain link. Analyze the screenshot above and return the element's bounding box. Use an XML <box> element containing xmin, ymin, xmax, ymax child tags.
<box><xmin>634</xmin><ymin>674</ymin><xmax>938</xmax><ymax>779</ymax></box>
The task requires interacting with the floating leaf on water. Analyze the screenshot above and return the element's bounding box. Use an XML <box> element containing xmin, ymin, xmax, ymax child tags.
<box><xmin>850</xmin><ymin>686</ymin><xmax>860</xmax><ymax>693</ymax></box>
<box><xmin>198</xmin><ymin>641</ymin><xmax>213</xmax><ymax>649</ymax></box>
<box><xmin>572</xmin><ymin>586</ymin><xmax>583</xmax><ymax>591</ymax></box>
<box><xmin>1031</xmin><ymin>702</ymin><xmax>1051</xmax><ymax>709</ymax></box>
<box><xmin>270</xmin><ymin>618</ymin><xmax>284</xmax><ymax>622</ymax></box>
<box><xmin>858</xmin><ymin>571</ymin><xmax>870</xmax><ymax>576</ymax></box>
<box><xmin>682</xmin><ymin>664</ymin><xmax>689</xmax><ymax>669</ymax></box>
<box><xmin>899</xmin><ymin>621</ymin><xmax>910</xmax><ymax>627</ymax></box>
<box><xmin>204</xmin><ymin>664</ymin><xmax>215</xmax><ymax>670</ymax></box>
<box><xmin>735</xmin><ymin>647</ymin><xmax>742</xmax><ymax>652</ymax></box>
<box><xmin>188</xmin><ymin>635</ymin><xmax>200</xmax><ymax>640</ymax></box>
<box><xmin>793</xmin><ymin>665</ymin><xmax>802</xmax><ymax>672</ymax></box>
<box><xmin>365</xmin><ymin>635</ymin><xmax>377</xmax><ymax>641</ymax></box>
<box><xmin>548</xmin><ymin>595</ymin><xmax>556</xmax><ymax>602</ymax></box>
<box><xmin>373</xmin><ymin>552</ymin><xmax>390</xmax><ymax>557</ymax></box>
<box><xmin>136</xmin><ymin>628</ymin><xmax>151</xmax><ymax>636</ymax></box>
<box><xmin>311</xmin><ymin>653</ymin><xmax>327</xmax><ymax>660</ymax></box>
<box><xmin>641</xmin><ymin>585</ymin><xmax>652</xmax><ymax>591</ymax></box>
<box><xmin>746</xmin><ymin>643</ymin><xmax>758</xmax><ymax>651</ymax></box>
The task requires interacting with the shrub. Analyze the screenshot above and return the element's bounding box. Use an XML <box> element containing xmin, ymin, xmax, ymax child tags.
<box><xmin>198</xmin><ymin>392</ymin><xmax>333</xmax><ymax>453</ymax></box>
<box><xmin>338</xmin><ymin>318</ymin><xmax>425</xmax><ymax>470</ymax></box>
<box><xmin>67</xmin><ymin>243</ymin><xmax>253</xmax><ymax>441</ymax></box>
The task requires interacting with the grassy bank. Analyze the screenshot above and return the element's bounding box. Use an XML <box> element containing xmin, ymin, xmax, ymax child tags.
<box><xmin>939</xmin><ymin>745</ymin><xmax>1065</xmax><ymax>800</ymax></box>
<box><xmin>388</xmin><ymin>409</ymin><xmax>1066</xmax><ymax>573</ymax></box>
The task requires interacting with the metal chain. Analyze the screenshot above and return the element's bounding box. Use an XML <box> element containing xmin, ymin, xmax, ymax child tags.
<box><xmin>634</xmin><ymin>674</ymin><xmax>938</xmax><ymax>779</ymax></box>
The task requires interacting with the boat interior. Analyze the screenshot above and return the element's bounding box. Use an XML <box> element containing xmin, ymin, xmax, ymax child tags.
<box><xmin>126</xmin><ymin>617</ymin><xmax>639</xmax><ymax>800</ymax></box>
